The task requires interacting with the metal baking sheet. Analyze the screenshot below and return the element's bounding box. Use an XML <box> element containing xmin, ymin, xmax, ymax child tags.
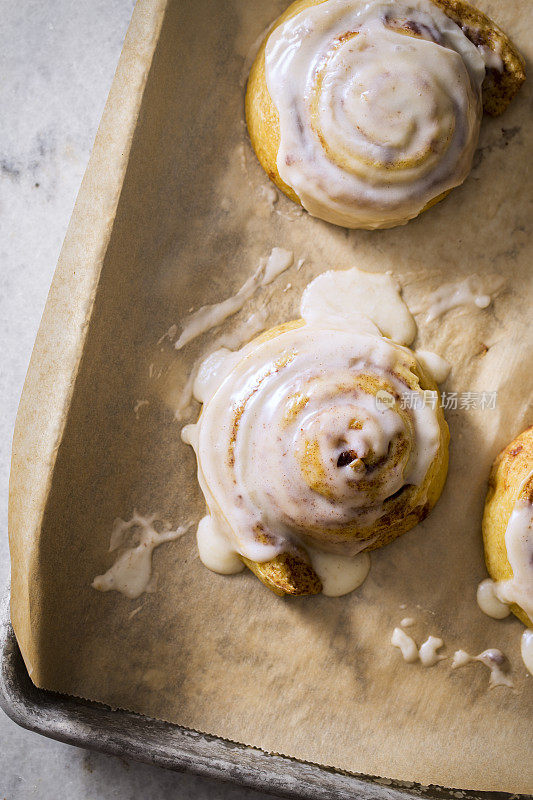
<box><xmin>0</xmin><ymin>592</ymin><xmax>516</xmax><ymax>800</ymax></box>
<box><xmin>4</xmin><ymin>0</ymin><xmax>530</xmax><ymax>795</ymax></box>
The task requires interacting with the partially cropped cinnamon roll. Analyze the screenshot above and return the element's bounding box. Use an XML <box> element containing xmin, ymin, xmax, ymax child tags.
<box><xmin>246</xmin><ymin>0</ymin><xmax>525</xmax><ymax>229</ymax></box>
<box><xmin>183</xmin><ymin>303</ymin><xmax>449</xmax><ymax>597</ymax></box>
<box><xmin>482</xmin><ymin>428</ymin><xmax>533</xmax><ymax>628</ymax></box>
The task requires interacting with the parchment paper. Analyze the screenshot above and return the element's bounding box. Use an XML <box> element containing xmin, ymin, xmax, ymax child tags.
<box><xmin>9</xmin><ymin>0</ymin><xmax>533</xmax><ymax>792</ymax></box>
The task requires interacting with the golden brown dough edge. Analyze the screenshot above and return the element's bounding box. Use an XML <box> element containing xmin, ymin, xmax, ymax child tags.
<box><xmin>245</xmin><ymin>0</ymin><xmax>526</xmax><ymax>206</ymax></box>
<box><xmin>431</xmin><ymin>0</ymin><xmax>525</xmax><ymax>116</ymax></box>
<box><xmin>482</xmin><ymin>426</ymin><xmax>533</xmax><ymax>627</ymax></box>
<box><xmin>241</xmin><ymin>551</ymin><xmax>323</xmax><ymax>597</ymax></box>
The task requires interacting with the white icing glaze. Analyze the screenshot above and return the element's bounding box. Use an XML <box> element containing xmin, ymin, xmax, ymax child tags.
<box><xmin>265</xmin><ymin>0</ymin><xmax>485</xmax><ymax>229</ymax></box>
<box><xmin>391</xmin><ymin>627</ymin><xmax>419</xmax><ymax>663</ymax></box>
<box><xmin>400</xmin><ymin>617</ymin><xmax>415</xmax><ymax>627</ymax></box>
<box><xmin>174</xmin><ymin>266</ymin><xmax>263</xmax><ymax>350</ymax></box>
<box><xmin>174</xmin><ymin>309</ymin><xmax>268</xmax><ymax>421</ymax></box>
<box><xmin>174</xmin><ymin>248</ymin><xmax>293</xmax><ymax>351</ymax></box>
<box><xmin>158</xmin><ymin>323</ymin><xmax>178</xmax><ymax>346</ymax></box>
<box><xmin>477</xmin><ymin>471</ymin><xmax>533</xmax><ymax>624</ymax></box>
<box><xmin>451</xmin><ymin>647</ymin><xmax>514</xmax><ymax>688</ymax></box>
<box><xmin>202</xmin><ymin>309</ymin><xmax>269</xmax><ymax>355</ymax></box>
<box><xmin>176</xmin><ymin>353</ymin><xmax>230</xmax><ymax>423</ymax></box>
<box><xmin>418</xmin><ymin>635</ymin><xmax>445</xmax><ymax>666</ymax></box>
<box><xmin>521</xmin><ymin>629</ymin><xmax>533</xmax><ymax>676</ymax></box>
<box><xmin>478</xmin><ymin>45</ymin><xmax>504</xmax><ymax>72</ymax></box>
<box><xmin>307</xmin><ymin>548</ymin><xmax>370</xmax><ymax>596</ymax></box>
<box><xmin>392</xmin><ymin>628</ymin><xmax>445</xmax><ymax>666</ymax></box>
<box><xmin>495</xmin><ymin>488</ymin><xmax>533</xmax><ymax>623</ymax></box>
<box><xmin>193</xmin><ymin>349</ymin><xmax>242</xmax><ymax>406</ymax></box>
<box><xmin>196</xmin><ymin>515</ymin><xmax>245</xmax><ymax>575</ymax></box>
<box><xmin>476</xmin><ymin>578</ymin><xmax>511</xmax><ymax>619</ymax></box>
<box><xmin>420</xmin><ymin>277</ymin><xmax>499</xmax><ymax>323</ymax></box>
<box><xmin>477</xmin><ymin>476</ymin><xmax>533</xmax><ymax>679</ymax></box>
<box><xmin>261</xmin><ymin>247</ymin><xmax>294</xmax><ymax>285</ymax></box>
<box><xmin>133</xmin><ymin>399</ymin><xmax>149</xmax><ymax>419</ymax></box>
<box><xmin>92</xmin><ymin>513</ymin><xmax>192</xmax><ymax>599</ymax></box>
<box><xmin>258</xmin><ymin>183</ymin><xmax>279</xmax><ymax>209</ymax></box>
<box><xmin>451</xmin><ymin>649</ymin><xmax>472</xmax><ymax>669</ymax></box>
<box><xmin>475</xmin><ymin>649</ymin><xmax>514</xmax><ymax>688</ymax></box>
<box><xmin>181</xmin><ymin>420</ymin><xmax>199</xmax><ymax>450</ymax></box>
<box><xmin>414</xmin><ymin>350</ymin><xmax>451</xmax><ymax>384</ymax></box>
<box><xmin>300</xmin><ymin>267</ymin><xmax>416</xmax><ymax>345</ymax></box>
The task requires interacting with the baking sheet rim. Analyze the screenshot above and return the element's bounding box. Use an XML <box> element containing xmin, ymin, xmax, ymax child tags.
<box><xmin>3</xmin><ymin>590</ymin><xmax>523</xmax><ymax>800</ymax></box>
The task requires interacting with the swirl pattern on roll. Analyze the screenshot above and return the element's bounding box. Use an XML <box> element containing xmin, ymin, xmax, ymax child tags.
<box><xmin>265</xmin><ymin>0</ymin><xmax>486</xmax><ymax>228</ymax></box>
<box><xmin>193</xmin><ymin>321</ymin><xmax>448</xmax><ymax>561</ymax></box>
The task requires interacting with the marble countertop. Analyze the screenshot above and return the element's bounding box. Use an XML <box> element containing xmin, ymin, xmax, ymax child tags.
<box><xmin>0</xmin><ymin>3</ymin><xmax>271</xmax><ymax>798</ymax></box>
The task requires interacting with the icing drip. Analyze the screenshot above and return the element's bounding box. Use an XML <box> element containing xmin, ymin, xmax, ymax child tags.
<box><xmin>265</xmin><ymin>0</ymin><xmax>485</xmax><ymax>228</ymax></box>
<box><xmin>451</xmin><ymin>649</ymin><xmax>472</xmax><ymax>669</ymax></box>
<box><xmin>391</xmin><ymin>628</ymin><xmax>419</xmax><ymax>663</ymax></box>
<box><xmin>174</xmin><ymin>266</ymin><xmax>263</xmax><ymax>351</ymax></box>
<box><xmin>419</xmin><ymin>636</ymin><xmax>446</xmax><ymax>667</ymax></box>
<box><xmin>92</xmin><ymin>513</ymin><xmax>192</xmax><ymax>599</ymax></box>
<box><xmin>418</xmin><ymin>277</ymin><xmax>503</xmax><ymax>323</ymax></box>
<box><xmin>478</xmin><ymin>471</ymin><xmax>533</xmax><ymax>623</ymax></box>
<box><xmin>476</xmin><ymin>578</ymin><xmax>511</xmax><ymax>619</ymax></box>
<box><xmin>193</xmin><ymin>349</ymin><xmax>243</xmax><ymax>406</ymax></box>
<box><xmin>414</xmin><ymin>350</ymin><xmax>451</xmax><ymax>384</ymax></box>
<box><xmin>175</xmin><ymin>309</ymin><xmax>268</xmax><ymax>421</ymax></box>
<box><xmin>391</xmin><ymin>628</ymin><xmax>445</xmax><ymax>666</ymax></box>
<box><xmin>300</xmin><ymin>267</ymin><xmax>416</xmax><ymax>345</ymax></box>
<box><xmin>496</xmin><ymin>495</ymin><xmax>533</xmax><ymax>622</ymax></box>
<box><xmin>173</xmin><ymin>248</ymin><xmax>293</xmax><ymax>351</ymax></box>
<box><xmin>392</xmin><ymin>634</ymin><xmax>514</xmax><ymax>685</ymax></box>
<box><xmin>521</xmin><ymin>629</ymin><xmax>533</xmax><ymax>676</ymax></box>
<box><xmin>196</xmin><ymin>515</ymin><xmax>245</xmax><ymax>575</ymax></box>
<box><xmin>261</xmin><ymin>247</ymin><xmax>293</xmax><ymax>285</ymax></box>
<box><xmin>477</xmin><ymin>471</ymin><xmax>532</xmax><ymax>679</ymax></box>
<box><xmin>452</xmin><ymin>648</ymin><xmax>514</xmax><ymax>689</ymax></box>
<box><xmin>307</xmin><ymin>548</ymin><xmax>370</xmax><ymax>597</ymax></box>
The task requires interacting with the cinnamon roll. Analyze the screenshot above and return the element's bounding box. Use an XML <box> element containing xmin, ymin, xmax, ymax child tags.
<box><xmin>183</xmin><ymin>298</ymin><xmax>449</xmax><ymax>597</ymax></box>
<box><xmin>245</xmin><ymin>0</ymin><xmax>525</xmax><ymax>229</ymax></box>
<box><xmin>482</xmin><ymin>427</ymin><xmax>533</xmax><ymax>628</ymax></box>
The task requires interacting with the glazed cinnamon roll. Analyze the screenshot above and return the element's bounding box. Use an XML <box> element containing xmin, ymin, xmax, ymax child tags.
<box><xmin>482</xmin><ymin>428</ymin><xmax>533</xmax><ymax>628</ymax></box>
<box><xmin>183</xmin><ymin>308</ymin><xmax>449</xmax><ymax>597</ymax></box>
<box><xmin>246</xmin><ymin>0</ymin><xmax>525</xmax><ymax>229</ymax></box>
